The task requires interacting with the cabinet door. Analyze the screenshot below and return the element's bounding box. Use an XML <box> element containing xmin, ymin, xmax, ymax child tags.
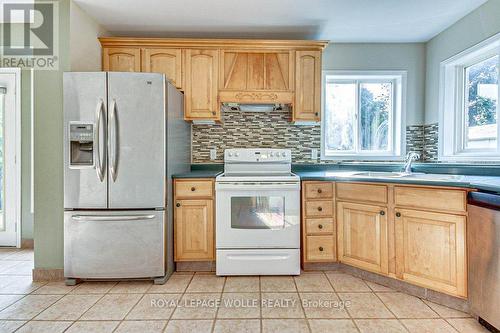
<box><xmin>294</xmin><ymin>50</ymin><xmax>321</xmax><ymax>122</ymax></box>
<box><xmin>175</xmin><ymin>199</ymin><xmax>214</xmax><ymax>261</ymax></box>
<box><xmin>337</xmin><ymin>201</ymin><xmax>388</xmax><ymax>274</ymax></box>
<box><xmin>184</xmin><ymin>49</ymin><xmax>219</xmax><ymax>120</ymax></box>
<box><xmin>395</xmin><ymin>209</ymin><xmax>467</xmax><ymax>297</ymax></box>
<box><xmin>142</xmin><ymin>48</ymin><xmax>182</xmax><ymax>89</ymax></box>
<box><xmin>103</xmin><ymin>48</ymin><xmax>141</xmax><ymax>72</ymax></box>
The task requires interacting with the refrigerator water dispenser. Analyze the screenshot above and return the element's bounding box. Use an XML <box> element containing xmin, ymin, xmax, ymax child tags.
<box><xmin>69</xmin><ymin>122</ymin><xmax>94</xmax><ymax>167</ymax></box>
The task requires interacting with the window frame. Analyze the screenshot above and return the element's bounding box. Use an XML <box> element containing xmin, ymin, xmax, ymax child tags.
<box><xmin>321</xmin><ymin>70</ymin><xmax>407</xmax><ymax>161</ymax></box>
<box><xmin>439</xmin><ymin>32</ymin><xmax>500</xmax><ymax>161</ymax></box>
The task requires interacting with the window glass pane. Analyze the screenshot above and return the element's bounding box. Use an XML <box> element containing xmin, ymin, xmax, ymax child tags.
<box><xmin>360</xmin><ymin>82</ymin><xmax>392</xmax><ymax>151</ymax></box>
<box><xmin>325</xmin><ymin>82</ymin><xmax>356</xmax><ymax>151</ymax></box>
<box><xmin>231</xmin><ymin>196</ymin><xmax>285</xmax><ymax>229</ymax></box>
<box><xmin>465</xmin><ymin>55</ymin><xmax>499</xmax><ymax>149</ymax></box>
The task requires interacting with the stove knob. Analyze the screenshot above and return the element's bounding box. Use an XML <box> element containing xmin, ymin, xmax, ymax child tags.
<box><xmin>281</xmin><ymin>152</ymin><xmax>286</xmax><ymax>157</ymax></box>
<box><xmin>228</xmin><ymin>152</ymin><xmax>233</xmax><ymax>157</ymax></box>
<box><xmin>235</xmin><ymin>152</ymin><xmax>239</xmax><ymax>157</ymax></box>
<box><xmin>269</xmin><ymin>152</ymin><xmax>274</xmax><ymax>157</ymax></box>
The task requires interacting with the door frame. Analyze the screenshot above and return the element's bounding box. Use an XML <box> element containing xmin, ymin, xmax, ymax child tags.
<box><xmin>0</xmin><ymin>68</ymin><xmax>22</xmax><ymax>248</ymax></box>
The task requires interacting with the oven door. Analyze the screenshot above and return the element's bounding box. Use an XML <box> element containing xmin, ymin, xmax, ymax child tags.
<box><xmin>216</xmin><ymin>181</ymin><xmax>300</xmax><ymax>248</ymax></box>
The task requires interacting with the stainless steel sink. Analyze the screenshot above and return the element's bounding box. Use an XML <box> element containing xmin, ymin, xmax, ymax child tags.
<box><xmin>351</xmin><ymin>171</ymin><xmax>462</xmax><ymax>182</ymax></box>
<box><xmin>352</xmin><ymin>171</ymin><xmax>413</xmax><ymax>178</ymax></box>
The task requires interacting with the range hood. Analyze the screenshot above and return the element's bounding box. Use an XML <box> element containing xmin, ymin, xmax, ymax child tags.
<box><xmin>223</xmin><ymin>103</ymin><xmax>285</xmax><ymax>112</ymax></box>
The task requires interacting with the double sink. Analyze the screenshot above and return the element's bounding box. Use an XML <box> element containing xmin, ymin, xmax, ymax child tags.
<box><xmin>346</xmin><ymin>171</ymin><xmax>462</xmax><ymax>181</ymax></box>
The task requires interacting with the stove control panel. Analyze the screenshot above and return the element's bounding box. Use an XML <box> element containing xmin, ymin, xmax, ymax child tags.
<box><xmin>224</xmin><ymin>149</ymin><xmax>292</xmax><ymax>163</ymax></box>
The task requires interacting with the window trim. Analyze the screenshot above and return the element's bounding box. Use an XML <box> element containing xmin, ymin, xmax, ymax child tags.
<box><xmin>320</xmin><ymin>70</ymin><xmax>407</xmax><ymax>161</ymax></box>
<box><xmin>439</xmin><ymin>32</ymin><xmax>500</xmax><ymax>161</ymax></box>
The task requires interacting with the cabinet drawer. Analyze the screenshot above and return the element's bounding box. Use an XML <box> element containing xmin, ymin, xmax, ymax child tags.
<box><xmin>305</xmin><ymin>218</ymin><xmax>334</xmax><ymax>235</ymax></box>
<box><xmin>394</xmin><ymin>186</ymin><xmax>466</xmax><ymax>213</ymax></box>
<box><xmin>304</xmin><ymin>182</ymin><xmax>334</xmax><ymax>199</ymax></box>
<box><xmin>336</xmin><ymin>183</ymin><xmax>387</xmax><ymax>204</ymax></box>
<box><xmin>175</xmin><ymin>180</ymin><xmax>213</xmax><ymax>198</ymax></box>
<box><xmin>306</xmin><ymin>236</ymin><xmax>335</xmax><ymax>261</ymax></box>
<box><xmin>305</xmin><ymin>200</ymin><xmax>333</xmax><ymax>217</ymax></box>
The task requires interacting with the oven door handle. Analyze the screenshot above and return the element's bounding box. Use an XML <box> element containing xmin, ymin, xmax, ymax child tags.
<box><xmin>215</xmin><ymin>183</ymin><xmax>300</xmax><ymax>191</ymax></box>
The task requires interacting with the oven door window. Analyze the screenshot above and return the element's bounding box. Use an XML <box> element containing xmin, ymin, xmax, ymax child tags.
<box><xmin>231</xmin><ymin>196</ymin><xmax>285</xmax><ymax>229</ymax></box>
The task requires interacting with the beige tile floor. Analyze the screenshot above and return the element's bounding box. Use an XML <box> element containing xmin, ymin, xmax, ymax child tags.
<box><xmin>0</xmin><ymin>248</ymin><xmax>491</xmax><ymax>333</ymax></box>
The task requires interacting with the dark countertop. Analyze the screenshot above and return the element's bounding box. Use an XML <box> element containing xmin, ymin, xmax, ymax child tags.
<box><xmin>295</xmin><ymin>170</ymin><xmax>500</xmax><ymax>193</ymax></box>
<box><xmin>172</xmin><ymin>170</ymin><xmax>222</xmax><ymax>179</ymax></box>
<box><xmin>172</xmin><ymin>163</ymin><xmax>500</xmax><ymax>194</ymax></box>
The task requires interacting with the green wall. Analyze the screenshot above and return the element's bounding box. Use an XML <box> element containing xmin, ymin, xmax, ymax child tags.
<box><xmin>33</xmin><ymin>0</ymin><xmax>70</xmax><ymax>268</ymax></box>
<box><xmin>323</xmin><ymin>43</ymin><xmax>426</xmax><ymax>125</ymax></box>
<box><xmin>425</xmin><ymin>0</ymin><xmax>500</xmax><ymax>123</ymax></box>
<box><xmin>20</xmin><ymin>70</ymin><xmax>33</xmax><ymax>240</ymax></box>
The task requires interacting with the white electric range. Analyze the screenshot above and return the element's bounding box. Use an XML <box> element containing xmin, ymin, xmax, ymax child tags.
<box><xmin>215</xmin><ymin>148</ymin><xmax>301</xmax><ymax>275</ymax></box>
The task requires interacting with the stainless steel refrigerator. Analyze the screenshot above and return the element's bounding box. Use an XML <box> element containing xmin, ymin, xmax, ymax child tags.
<box><xmin>63</xmin><ymin>72</ymin><xmax>190</xmax><ymax>284</ymax></box>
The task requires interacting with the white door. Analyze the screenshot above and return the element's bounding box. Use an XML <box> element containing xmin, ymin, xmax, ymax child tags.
<box><xmin>0</xmin><ymin>69</ymin><xmax>21</xmax><ymax>247</ymax></box>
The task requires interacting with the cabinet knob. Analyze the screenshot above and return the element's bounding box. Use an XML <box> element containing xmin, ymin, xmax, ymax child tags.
<box><xmin>319</xmin><ymin>246</ymin><xmax>324</xmax><ymax>252</ymax></box>
<box><xmin>380</xmin><ymin>210</ymin><xmax>385</xmax><ymax>216</ymax></box>
<box><xmin>396</xmin><ymin>212</ymin><xmax>401</xmax><ymax>217</ymax></box>
<box><xmin>176</xmin><ymin>203</ymin><xmax>181</xmax><ymax>207</ymax></box>
<box><xmin>317</xmin><ymin>206</ymin><xmax>323</xmax><ymax>212</ymax></box>
<box><xmin>212</xmin><ymin>111</ymin><xmax>216</xmax><ymax>116</ymax></box>
<box><xmin>191</xmin><ymin>187</ymin><xmax>196</xmax><ymax>192</ymax></box>
<box><xmin>318</xmin><ymin>224</ymin><xmax>323</xmax><ymax>229</ymax></box>
<box><xmin>317</xmin><ymin>189</ymin><xmax>322</xmax><ymax>194</ymax></box>
<box><xmin>315</xmin><ymin>112</ymin><xmax>319</xmax><ymax>117</ymax></box>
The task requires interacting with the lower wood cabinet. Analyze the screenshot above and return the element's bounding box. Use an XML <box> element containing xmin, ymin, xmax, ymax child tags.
<box><xmin>174</xmin><ymin>179</ymin><xmax>215</xmax><ymax>261</ymax></box>
<box><xmin>395</xmin><ymin>208</ymin><xmax>467</xmax><ymax>297</ymax></box>
<box><xmin>337</xmin><ymin>201</ymin><xmax>389</xmax><ymax>275</ymax></box>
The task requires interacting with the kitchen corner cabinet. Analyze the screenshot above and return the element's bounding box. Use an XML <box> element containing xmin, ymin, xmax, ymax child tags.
<box><xmin>142</xmin><ymin>48</ymin><xmax>182</xmax><ymax>89</ymax></box>
<box><xmin>300</xmin><ymin>181</ymin><xmax>468</xmax><ymax>298</ymax></box>
<box><xmin>395</xmin><ymin>208</ymin><xmax>467</xmax><ymax>297</ymax></box>
<box><xmin>184</xmin><ymin>49</ymin><xmax>220</xmax><ymax>120</ymax></box>
<box><xmin>102</xmin><ymin>47</ymin><xmax>141</xmax><ymax>72</ymax></box>
<box><xmin>293</xmin><ymin>50</ymin><xmax>321</xmax><ymax>123</ymax></box>
<box><xmin>337</xmin><ymin>201</ymin><xmax>388</xmax><ymax>275</ymax></box>
<box><xmin>174</xmin><ymin>179</ymin><xmax>215</xmax><ymax>261</ymax></box>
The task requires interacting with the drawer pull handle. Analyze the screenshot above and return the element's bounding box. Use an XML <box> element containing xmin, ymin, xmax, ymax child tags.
<box><xmin>396</xmin><ymin>212</ymin><xmax>401</xmax><ymax>217</ymax></box>
<box><xmin>317</xmin><ymin>189</ymin><xmax>322</xmax><ymax>194</ymax></box>
<box><xmin>191</xmin><ymin>187</ymin><xmax>196</xmax><ymax>192</ymax></box>
<box><xmin>176</xmin><ymin>203</ymin><xmax>181</xmax><ymax>207</ymax></box>
<box><xmin>319</xmin><ymin>246</ymin><xmax>324</xmax><ymax>252</ymax></box>
<box><xmin>317</xmin><ymin>206</ymin><xmax>323</xmax><ymax>212</ymax></box>
<box><xmin>380</xmin><ymin>210</ymin><xmax>385</xmax><ymax>216</ymax></box>
<box><xmin>318</xmin><ymin>224</ymin><xmax>323</xmax><ymax>229</ymax></box>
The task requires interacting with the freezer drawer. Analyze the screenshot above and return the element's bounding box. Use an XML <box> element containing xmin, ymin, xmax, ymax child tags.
<box><xmin>64</xmin><ymin>210</ymin><xmax>165</xmax><ymax>279</ymax></box>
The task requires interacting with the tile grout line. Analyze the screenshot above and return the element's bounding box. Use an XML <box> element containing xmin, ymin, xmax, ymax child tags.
<box><xmin>371</xmin><ymin>291</ymin><xmax>410</xmax><ymax>332</ymax></box>
<box><xmin>292</xmin><ymin>273</ymin><xmax>311</xmax><ymax>333</ymax></box>
<box><xmin>210</xmin><ymin>276</ymin><xmax>226</xmax><ymax>333</ymax></box>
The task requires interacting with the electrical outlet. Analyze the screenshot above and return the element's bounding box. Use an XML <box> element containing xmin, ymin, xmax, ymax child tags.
<box><xmin>210</xmin><ymin>149</ymin><xmax>217</xmax><ymax>160</ymax></box>
<box><xmin>311</xmin><ymin>148</ymin><xmax>318</xmax><ymax>160</ymax></box>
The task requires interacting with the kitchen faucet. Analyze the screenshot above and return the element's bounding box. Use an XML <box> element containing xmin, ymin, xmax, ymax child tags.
<box><xmin>402</xmin><ymin>152</ymin><xmax>420</xmax><ymax>175</ymax></box>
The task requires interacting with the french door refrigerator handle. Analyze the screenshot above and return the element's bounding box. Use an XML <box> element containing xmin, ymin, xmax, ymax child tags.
<box><xmin>95</xmin><ymin>99</ymin><xmax>105</xmax><ymax>182</ymax></box>
<box><xmin>108</xmin><ymin>98</ymin><xmax>118</xmax><ymax>182</ymax></box>
<box><xmin>71</xmin><ymin>214</ymin><xmax>156</xmax><ymax>222</ymax></box>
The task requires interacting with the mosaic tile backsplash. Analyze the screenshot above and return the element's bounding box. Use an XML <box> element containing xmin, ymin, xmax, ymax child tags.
<box><xmin>191</xmin><ymin>106</ymin><xmax>439</xmax><ymax>163</ymax></box>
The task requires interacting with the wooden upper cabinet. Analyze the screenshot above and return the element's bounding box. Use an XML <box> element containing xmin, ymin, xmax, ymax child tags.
<box><xmin>142</xmin><ymin>48</ymin><xmax>182</xmax><ymax>89</ymax></box>
<box><xmin>337</xmin><ymin>201</ymin><xmax>388</xmax><ymax>275</ymax></box>
<box><xmin>102</xmin><ymin>48</ymin><xmax>141</xmax><ymax>72</ymax></box>
<box><xmin>294</xmin><ymin>50</ymin><xmax>321</xmax><ymax>122</ymax></box>
<box><xmin>395</xmin><ymin>209</ymin><xmax>467</xmax><ymax>297</ymax></box>
<box><xmin>184</xmin><ymin>49</ymin><xmax>219</xmax><ymax>120</ymax></box>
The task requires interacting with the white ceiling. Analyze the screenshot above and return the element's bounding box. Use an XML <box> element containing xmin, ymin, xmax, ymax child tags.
<box><xmin>74</xmin><ymin>0</ymin><xmax>488</xmax><ymax>42</ymax></box>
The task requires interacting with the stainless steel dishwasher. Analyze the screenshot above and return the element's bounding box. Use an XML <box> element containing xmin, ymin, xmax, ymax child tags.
<box><xmin>467</xmin><ymin>192</ymin><xmax>500</xmax><ymax>332</ymax></box>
